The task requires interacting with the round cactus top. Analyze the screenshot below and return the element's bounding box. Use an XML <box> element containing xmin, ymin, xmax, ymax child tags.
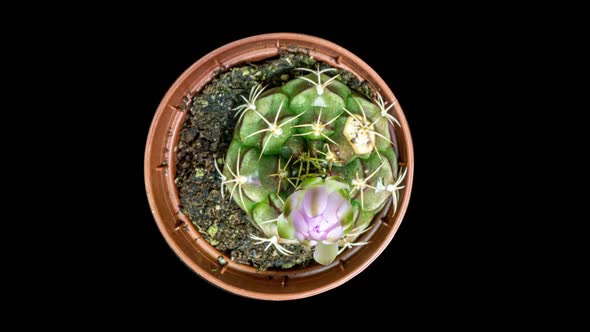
<box><xmin>215</xmin><ymin>65</ymin><xmax>407</xmax><ymax>266</ymax></box>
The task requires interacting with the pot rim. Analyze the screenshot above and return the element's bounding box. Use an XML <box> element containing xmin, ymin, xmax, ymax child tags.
<box><xmin>145</xmin><ymin>33</ymin><xmax>414</xmax><ymax>300</ymax></box>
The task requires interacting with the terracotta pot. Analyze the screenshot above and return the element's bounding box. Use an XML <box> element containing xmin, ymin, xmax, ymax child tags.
<box><xmin>145</xmin><ymin>33</ymin><xmax>414</xmax><ymax>300</ymax></box>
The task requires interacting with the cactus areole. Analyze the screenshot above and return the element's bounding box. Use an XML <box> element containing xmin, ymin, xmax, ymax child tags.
<box><xmin>217</xmin><ymin>66</ymin><xmax>407</xmax><ymax>266</ymax></box>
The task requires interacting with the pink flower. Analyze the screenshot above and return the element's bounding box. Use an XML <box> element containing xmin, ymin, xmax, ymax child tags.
<box><xmin>288</xmin><ymin>186</ymin><xmax>351</xmax><ymax>244</ymax></box>
<box><xmin>280</xmin><ymin>177</ymin><xmax>355</xmax><ymax>265</ymax></box>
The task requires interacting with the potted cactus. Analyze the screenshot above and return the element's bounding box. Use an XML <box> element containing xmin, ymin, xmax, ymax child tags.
<box><xmin>145</xmin><ymin>33</ymin><xmax>413</xmax><ymax>300</ymax></box>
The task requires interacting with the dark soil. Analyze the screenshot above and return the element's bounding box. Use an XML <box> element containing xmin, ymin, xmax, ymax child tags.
<box><xmin>175</xmin><ymin>49</ymin><xmax>372</xmax><ymax>270</ymax></box>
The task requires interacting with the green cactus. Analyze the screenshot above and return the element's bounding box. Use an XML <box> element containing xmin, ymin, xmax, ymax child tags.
<box><xmin>215</xmin><ymin>66</ymin><xmax>406</xmax><ymax>266</ymax></box>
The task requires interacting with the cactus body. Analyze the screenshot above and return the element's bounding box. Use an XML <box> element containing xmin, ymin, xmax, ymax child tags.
<box><xmin>218</xmin><ymin>67</ymin><xmax>404</xmax><ymax>265</ymax></box>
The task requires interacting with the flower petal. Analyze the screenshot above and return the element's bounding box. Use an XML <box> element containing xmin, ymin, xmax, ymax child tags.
<box><xmin>283</xmin><ymin>191</ymin><xmax>301</xmax><ymax>217</ymax></box>
<box><xmin>313</xmin><ymin>242</ymin><xmax>339</xmax><ymax>265</ymax></box>
<box><xmin>277</xmin><ymin>214</ymin><xmax>296</xmax><ymax>240</ymax></box>
<box><xmin>326</xmin><ymin>225</ymin><xmax>343</xmax><ymax>242</ymax></box>
<box><xmin>303</xmin><ymin>187</ymin><xmax>328</xmax><ymax>217</ymax></box>
<box><xmin>295</xmin><ymin>232</ymin><xmax>305</xmax><ymax>242</ymax></box>
<box><xmin>290</xmin><ymin>210</ymin><xmax>308</xmax><ymax>236</ymax></box>
<box><xmin>322</xmin><ymin>191</ymin><xmax>346</xmax><ymax>224</ymax></box>
<box><xmin>337</xmin><ymin>202</ymin><xmax>353</xmax><ymax>221</ymax></box>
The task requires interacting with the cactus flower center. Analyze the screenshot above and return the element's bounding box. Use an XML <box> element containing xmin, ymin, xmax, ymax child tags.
<box><xmin>286</xmin><ymin>185</ymin><xmax>352</xmax><ymax>244</ymax></box>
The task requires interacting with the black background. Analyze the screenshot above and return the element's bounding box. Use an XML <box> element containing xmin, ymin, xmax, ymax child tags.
<box><xmin>66</xmin><ymin>29</ymin><xmax>491</xmax><ymax>316</ymax></box>
<box><xmin>12</xmin><ymin>6</ymin><xmax>568</xmax><ymax>321</ymax></box>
